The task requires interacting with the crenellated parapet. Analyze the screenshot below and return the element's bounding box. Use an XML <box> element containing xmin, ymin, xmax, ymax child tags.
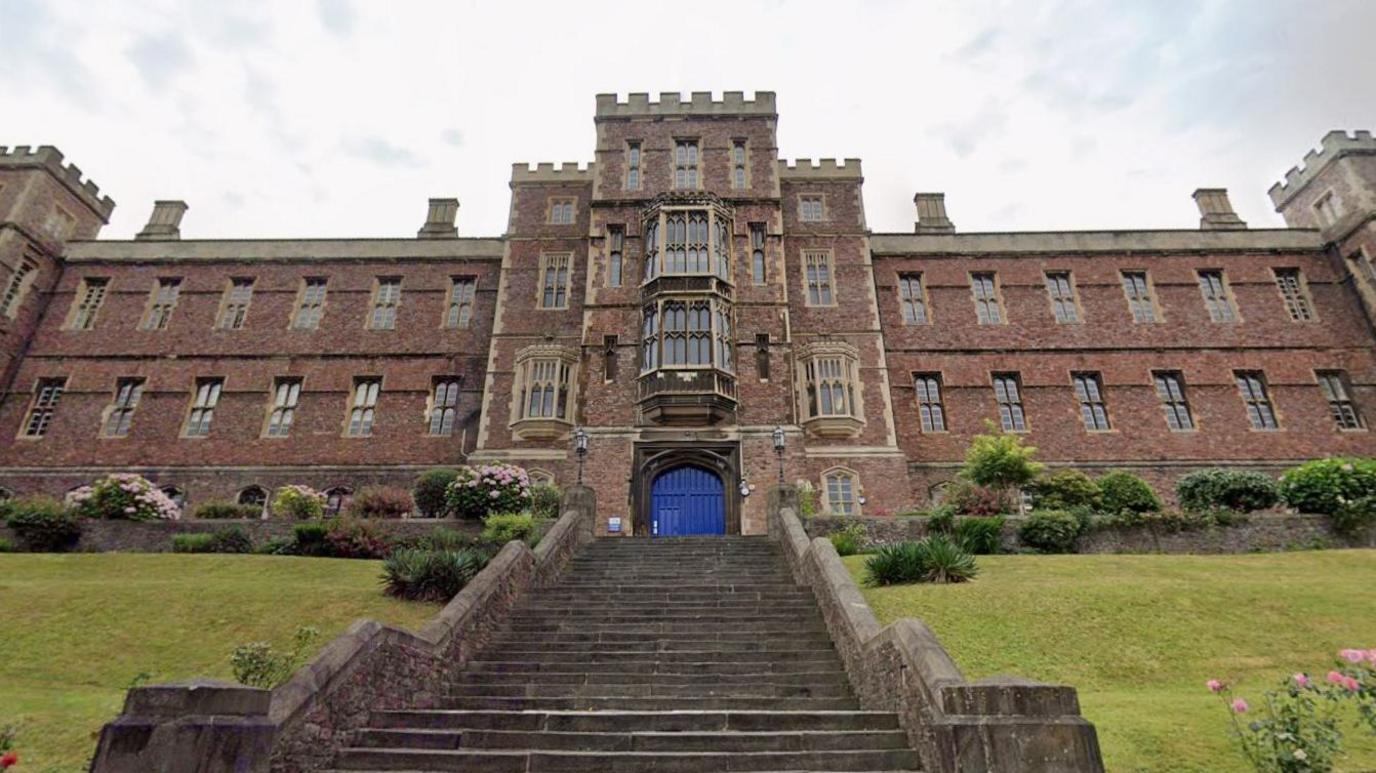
<box><xmin>1268</xmin><ymin>130</ymin><xmax>1376</xmax><ymax>208</ymax></box>
<box><xmin>595</xmin><ymin>91</ymin><xmax>777</xmax><ymax>119</ymax></box>
<box><xmin>777</xmin><ymin>158</ymin><xmax>863</xmax><ymax>180</ymax></box>
<box><xmin>0</xmin><ymin>145</ymin><xmax>116</xmax><ymax>221</ymax></box>
<box><xmin>510</xmin><ymin>162</ymin><xmax>596</xmax><ymax>185</ymax></box>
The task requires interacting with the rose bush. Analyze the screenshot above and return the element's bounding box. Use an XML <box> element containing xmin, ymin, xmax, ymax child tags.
<box><xmin>445</xmin><ymin>463</ymin><xmax>532</xmax><ymax>520</ymax></box>
<box><xmin>69</xmin><ymin>473</ymin><xmax>181</xmax><ymax>521</ymax></box>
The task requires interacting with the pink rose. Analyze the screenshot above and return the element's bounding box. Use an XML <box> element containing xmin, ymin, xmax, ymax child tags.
<box><xmin>1294</xmin><ymin>673</ymin><xmax>1309</xmax><ymax>688</ymax></box>
<box><xmin>1343</xmin><ymin>676</ymin><xmax>1361</xmax><ymax>692</ymax></box>
<box><xmin>1327</xmin><ymin>671</ymin><xmax>1344</xmax><ymax>685</ymax></box>
<box><xmin>1231</xmin><ymin>698</ymin><xmax>1248</xmax><ymax>713</ymax></box>
<box><xmin>1341</xmin><ymin>649</ymin><xmax>1366</xmax><ymax>664</ymax></box>
<box><xmin>1206</xmin><ymin>679</ymin><xmax>1223</xmax><ymax>694</ymax></box>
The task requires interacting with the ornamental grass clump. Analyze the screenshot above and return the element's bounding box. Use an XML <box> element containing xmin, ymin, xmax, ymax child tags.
<box><xmin>828</xmin><ymin>523</ymin><xmax>868</xmax><ymax>557</ymax></box>
<box><xmin>952</xmin><ymin>515</ymin><xmax>1004</xmax><ymax>555</ymax></box>
<box><xmin>864</xmin><ymin>535</ymin><xmax>978</xmax><ymax>586</ymax></box>
<box><xmin>70</xmin><ymin>473</ymin><xmax>181</xmax><ymax>521</ymax></box>
<box><xmin>445</xmin><ymin>463</ymin><xmax>532</xmax><ymax>520</ymax></box>
<box><xmin>272</xmin><ymin>485</ymin><xmax>326</xmax><ymax>520</ymax></box>
<box><xmin>382</xmin><ymin>547</ymin><xmax>490</xmax><ymax>602</ymax></box>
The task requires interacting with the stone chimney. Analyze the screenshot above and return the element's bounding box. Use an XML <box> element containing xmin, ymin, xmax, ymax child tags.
<box><xmin>1193</xmin><ymin>188</ymin><xmax>1247</xmax><ymax>230</ymax></box>
<box><xmin>135</xmin><ymin>201</ymin><xmax>188</xmax><ymax>240</ymax></box>
<box><xmin>418</xmin><ymin>198</ymin><xmax>459</xmax><ymax>239</ymax></box>
<box><xmin>914</xmin><ymin>193</ymin><xmax>955</xmax><ymax>233</ymax></box>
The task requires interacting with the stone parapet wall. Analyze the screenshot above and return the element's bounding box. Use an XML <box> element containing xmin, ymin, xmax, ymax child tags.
<box><xmin>0</xmin><ymin>517</ymin><xmax>484</xmax><ymax>553</ymax></box>
<box><xmin>804</xmin><ymin>512</ymin><xmax>1376</xmax><ymax>554</ymax></box>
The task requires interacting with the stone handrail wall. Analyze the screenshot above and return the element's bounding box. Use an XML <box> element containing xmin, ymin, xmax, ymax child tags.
<box><xmin>766</xmin><ymin>487</ymin><xmax>1105</xmax><ymax>773</ymax></box>
<box><xmin>90</xmin><ymin>486</ymin><xmax>597</xmax><ymax>773</ymax></box>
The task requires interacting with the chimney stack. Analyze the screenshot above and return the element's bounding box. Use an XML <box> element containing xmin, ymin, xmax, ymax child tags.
<box><xmin>418</xmin><ymin>198</ymin><xmax>459</xmax><ymax>239</ymax></box>
<box><xmin>914</xmin><ymin>193</ymin><xmax>955</xmax><ymax>233</ymax></box>
<box><xmin>1193</xmin><ymin>188</ymin><xmax>1247</xmax><ymax>230</ymax></box>
<box><xmin>135</xmin><ymin>201</ymin><xmax>188</xmax><ymax>241</ymax></box>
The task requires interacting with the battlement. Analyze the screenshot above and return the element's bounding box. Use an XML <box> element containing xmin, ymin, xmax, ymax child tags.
<box><xmin>595</xmin><ymin>91</ymin><xmax>777</xmax><ymax>119</ymax></box>
<box><xmin>510</xmin><ymin>162</ymin><xmax>596</xmax><ymax>184</ymax></box>
<box><xmin>1268</xmin><ymin>130</ymin><xmax>1376</xmax><ymax>208</ymax></box>
<box><xmin>777</xmin><ymin>158</ymin><xmax>863</xmax><ymax>180</ymax></box>
<box><xmin>0</xmin><ymin>144</ymin><xmax>116</xmax><ymax>222</ymax></box>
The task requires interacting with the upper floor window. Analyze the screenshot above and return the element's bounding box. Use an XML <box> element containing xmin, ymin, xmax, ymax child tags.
<box><xmin>103</xmin><ymin>378</ymin><xmax>144</xmax><ymax>438</ymax></box>
<box><xmin>1235</xmin><ymin>371</ymin><xmax>1278</xmax><ymax>430</ymax></box>
<box><xmin>69</xmin><ymin>277</ymin><xmax>108</xmax><ymax>330</ymax></box>
<box><xmin>1317</xmin><ymin>370</ymin><xmax>1363</xmax><ymax>430</ymax></box>
<box><xmin>369</xmin><ymin>277</ymin><xmax>401</xmax><ymax>330</ymax></box>
<box><xmin>626</xmin><ymin>141</ymin><xmax>642</xmax><ymax>190</ymax></box>
<box><xmin>970</xmin><ymin>272</ymin><xmax>1003</xmax><ymax>324</ymax></box>
<box><xmin>993</xmin><ymin>373</ymin><xmax>1027</xmax><ymax>431</ymax></box>
<box><xmin>898</xmin><ymin>273</ymin><xmax>928</xmax><ymax>324</ymax></box>
<box><xmin>1</xmin><ymin>259</ymin><xmax>36</xmax><ymax>318</ymax></box>
<box><xmin>673</xmin><ymin>140</ymin><xmax>699</xmax><ymax>189</ymax></box>
<box><xmin>1120</xmin><ymin>271</ymin><xmax>1159</xmax><ymax>323</ymax></box>
<box><xmin>665</xmin><ymin>212</ymin><xmax>710</xmax><ymax>273</ymax></box>
<box><xmin>1313</xmin><ymin>191</ymin><xmax>1339</xmax><ymax>226</ymax></box>
<box><xmin>641</xmin><ymin>299</ymin><xmax>734</xmax><ymax>371</ymax></box>
<box><xmin>1072</xmin><ymin>372</ymin><xmax>1110</xmax><ymax>431</ymax></box>
<box><xmin>732</xmin><ymin>140</ymin><xmax>748</xmax><ymax>189</ymax></box>
<box><xmin>1349</xmin><ymin>248</ymin><xmax>1376</xmax><ymax>284</ymax></box>
<box><xmin>823</xmin><ymin>469</ymin><xmax>859</xmax><ymax>515</ymax></box>
<box><xmin>141</xmin><ymin>278</ymin><xmax>182</xmax><ymax>331</ymax></box>
<box><xmin>1044</xmin><ymin>272</ymin><xmax>1079</xmax><ymax>323</ymax></box>
<box><xmin>184</xmin><ymin>378</ymin><xmax>223</xmax><ymax>437</ymax></box>
<box><xmin>548</xmin><ymin>198</ymin><xmax>576</xmax><ymax>225</ymax></box>
<box><xmin>1153</xmin><ymin>371</ymin><xmax>1194</xmax><ymax>431</ymax></box>
<box><xmin>1273</xmin><ymin>268</ymin><xmax>1315</xmax><ymax>322</ymax></box>
<box><xmin>804</xmin><ymin>251</ymin><xmax>835</xmax><ymax>306</ymax></box>
<box><xmin>607</xmin><ymin>227</ymin><xmax>624</xmax><ymax>287</ymax></box>
<box><xmin>429</xmin><ymin>378</ymin><xmax>461</xmax><ymax>436</ymax></box>
<box><xmin>801</xmin><ymin>352</ymin><xmax>859</xmax><ymax>420</ymax></box>
<box><xmin>1197</xmin><ymin>270</ymin><xmax>1237</xmax><ymax>322</ymax></box>
<box><xmin>914</xmin><ymin>373</ymin><xmax>945</xmax><ymax>432</ymax></box>
<box><xmin>750</xmin><ymin>224</ymin><xmax>766</xmax><ymax>284</ymax></box>
<box><xmin>447</xmin><ymin>277</ymin><xmax>476</xmax><ymax>329</ymax></box>
<box><xmin>21</xmin><ymin>377</ymin><xmax>66</xmax><ymax>438</ymax></box>
<box><xmin>292</xmin><ymin>278</ymin><xmax>328</xmax><ymax>329</ymax></box>
<box><xmin>517</xmin><ymin>356</ymin><xmax>572</xmax><ymax>421</ymax></box>
<box><xmin>346</xmin><ymin>378</ymin><xmax>381</xmax><ymax>437</ymax></box>
<box><xmin>642</xmin><ymin>207</ymin><xmax>733</xmax><ymax>282</ymax></box>
<box><xmin>799</xmin><ymin>195</ymin><xmax>825</xmax><ymax>222</ymax></box>
<box><xmin>217</xmin><ymin>278</ymin><xmax>254</xmax><ymax>330</ymax></box>
<box><xmin>539</xmin><ymin>253</ymin><xmax>571</xmax><ymax>309</ymax></box>
<box><xmin>265</xmin><ymin>378</ymin><xmax>302</xmax><ymax>437</ymax></box>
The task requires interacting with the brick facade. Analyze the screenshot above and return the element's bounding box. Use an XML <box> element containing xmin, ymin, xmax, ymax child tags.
<box><xmin>2</xmin><ymin>97</ymin><xmax>1374</xmax><ymax>529</ymax></box>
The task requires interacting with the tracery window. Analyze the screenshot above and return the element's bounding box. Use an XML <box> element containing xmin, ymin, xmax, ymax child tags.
<box><xmin>796</xmin><ymin>342</ymin><xmax>863</xmax><ymax>435</ymax></box>
<box><xmin>674</xmin><ymin>140</ymin><xmax>699</xmax><ymax>189</ymax></box>
<box><xmin>823</xmin><ymin>469</ymin><xmax>859</xmax><ymax>515</ymax></box>
<box><xmin>640</xmin><ymin>298</ymin><xmax>734</xmax><ymax>372</ymax></box>
<box><xmin>641</xmin><ymin>206</ymin><xmax>733</xmax><ymax>281</ymax></box>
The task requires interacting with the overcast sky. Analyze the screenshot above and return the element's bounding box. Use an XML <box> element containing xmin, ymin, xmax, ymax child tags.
<box><xmin>4</xmin><ymin>0</ymin><xmax>1374</xmax><ymax>240</ymax></box>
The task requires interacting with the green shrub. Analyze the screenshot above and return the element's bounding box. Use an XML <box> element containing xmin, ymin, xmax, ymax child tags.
<box><xmin>413</xmin><ymin>468</ymin><xmax>459</xmax><ymax>518</ymax></box>
<box><xmin>292</xmin><ymin>521</ymin><xmax>331</xmax><ymax>556</ymax></box>
<box><xmin>4</xmin><ymin>496</ymin><xmax>82</xmax><ymax>552</ymax></box>
<box><xmin>0</xmin><ymin>537</ymin><xmax>13</xmax><ymax>553</ymax></box>
<box><xmin>945</xmin><ymin>480</ymin><xmax>1009</xmax><ymax>516</ymax></box>
<box><xmin>1138</xmin><ymin>509</ymin><xmax>1215</xmax><ymax>533</ymax></box>
<box><xmin>828</xmin><ymin>523</ymin><xmax>868</xmax><ymax>556</ymax></box>
<box><xmin>481</xmin><ymin>513</ymin><xmax>538</xmax><ymax>544</ymax></box>
<box><xmin>192</xmin><ymin>500</ymin><xmax>262</xmax><ymax>520</ymax></box>
<box><xmin>796</xmin><ymin>481</ymin><xmax>818</xmax><ymax>518</ymax></box>
<box><xmin>324</xmin><ymin>518</ymin><xmax>391</xmax><ymax>559</ymax></box>
<box><xmin>953</xmin><ymin>515</ymin><xmax>1004</xmax><ymax>554</ymax></box>
<box><xmin>529</xmin><ymin>484</ymin><xmax>562</xmax><ymax>520</ymax></box>
<box><xmin>382</xmin><ymin>548</ymin><xmax>490</xmax><ymax>602</ymax></box>
<box><xmin>1279</xmin><ymin>458</ymin><xmax>1376</xmax><ymax>535</ymax></box>
<box><xmin>255</xmin><ymin>537</ymin><xmax>296</xmax><ymax>555</ymax></box>
<box><xmin>865</xmin><ymin>535</ymin><xmax>978</xmax><ymax>586</ymax></box>
<box><xmin>1032</xmin><ymin>469</ymin><xmax>1102</xmax><ymax>511</ymax></box>
<box><xmin>345</xmin><ymin>486</ymin><xmax>413</xmax><ymax>519</ymax></box>
<box><xmin>926</xmin><ymin>504</ymin><xmax>955</xmax><ymax>534</ymax></box>
<box><xmin>273</xmin><ymin>485</ymin><xmax>326</xmax><ymax>520</ymax></box>
<box><xmin>1018</xmin><ymin>510</ymin><xmax>1081</xmax><ymax>553</ymax></box>
<box><xmin>962</xmin><ymin>425</ymin><xmax>1043</xmax><ymax>494</ymax></box>
<box><xmin>171</xmin><ymin>528</ymin><xmax>253</xmax><ymax>554</ymax></box>
<box><xmin>421</xmin><ymin>527</ymin><xmax>471</xmax><ymax>552</ymax></box>
<box><xmin>445</xmin><ymin>463</ymin><xmax>532</xmax><ymax>520</ymax></box>
<box><xmin>1177</xmin><ymin>468</ymin><xmax>1279</xmax><ymax>513</ymax></box>
<box><xmin>70</xmin><ymin>473</ymin><xmax>181</xmax><ymax>520</ymax></box>
<box><xmin>1097</xmin><ymin>470</ymin><xmax>1162</xmax><ymax>514</ymax></box>
<box><xmin>171</xmin><ymin>533</ymin><xmax>216</xmax><ymax>553</ymax></box>
<box><xmin>231</xmin><ymin>626</ymin><xmax>320</xmax><ymax>688</ymax></box>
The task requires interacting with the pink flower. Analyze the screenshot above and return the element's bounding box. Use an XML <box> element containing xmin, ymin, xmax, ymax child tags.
<box><xmin>1294</xmin><ymin>673</ymin><xmax>1309</xmax><ymax>688</ymax></box>
<box><xmin>1206</xmin><ymin>679</ymin><xmax>1223</xmax><ymax>693</ymax></box>
<box><xmin>1327</xmin><ymin>671</ymin><xmax>1344</xmax><ymax>685</ymax></box>
<box><xmin>1342</xmin><ymin>676</ymin><xmax>1361</xmax><ymax>692</ymax></box>
<box><xmin>1231</xmin><ymin>698</ymin><xmax>1248</xmax><ymax>713</ymax></box>
<box><xmin>1341</xmin><ymin>649</ymin><xmax>1367</xmax><ymax>664</ymax></box>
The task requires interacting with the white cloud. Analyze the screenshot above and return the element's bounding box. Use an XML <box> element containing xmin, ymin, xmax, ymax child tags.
<box><xmin>3</xmin><ymin>0</ymin><xmax>1373</xmax><ymax>239</ymax></box>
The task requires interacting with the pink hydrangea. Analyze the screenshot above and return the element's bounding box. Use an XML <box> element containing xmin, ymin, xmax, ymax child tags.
<box><xmin>1294</xmin><ymin>673</ymin><xmax>1309</xmax><ymax>688</ymax></box>
<box><xmin>1341</xmin><ymin>649</ymin><xmax>1367</xmax><ymax>664</ymax></box>
<box><xmin>1231</xmin><ymin>698</ymin><xmax>1248</xmax><ymax>713</ymax></box>
<box><xmin>1206</xmin><ymin>679</ymin><xmax>1224</xmax><ymax>694</ymax></box>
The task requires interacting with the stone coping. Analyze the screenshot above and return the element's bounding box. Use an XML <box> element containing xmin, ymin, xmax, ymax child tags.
<box><xmin>767</xmin><ymin>487</ymin><xmax>1105</xmax><ymax>773</ymax></box>
<box><xmin>870</xmin><ymin>228</ymin><xmax>1322</xmax><ymax>255</ymax></box>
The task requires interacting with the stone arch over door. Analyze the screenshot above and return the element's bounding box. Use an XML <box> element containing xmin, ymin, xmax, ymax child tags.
<box><xmin>632</xmin><ymin>441</ymin><xmax>740</xmax><ymax>536</ymax></box>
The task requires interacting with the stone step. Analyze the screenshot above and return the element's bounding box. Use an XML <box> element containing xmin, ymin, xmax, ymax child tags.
<box><xmin>465</xmin><ymin>659</ymin><xmax>844</xmax><ymax>676</ymax></box>
<box><xmin>437</xmin><ymin>695</ymin><xmax>862</xmax><ymax>712</ymax></box>
<box><xmin>486</xmin><ymin>630</ymin><xmax>834</xmax><ymax>646</ymax></box>
<box><xmin>450</xmin><ymin>670</ymin><xmax>850</xmax><ymax>688</ymax></box>
<box><xmin>446</xmin><ymin>681</ymin><xmax>853</xmax><ymax>699</ymax></box>
<box><xmin>352</xmin><ymin>727</ymin><xmax>908</xmax><ymax>753</ymax></box>
<box><xmin>513</xmin><ymin>603</ymin><xmax>820</xmax><ymax>616</ymax></box>
<box><xmin>531</xmin><ymin>591</ymin><xmax>814</xmax><ymax>603</ymax></box>
<box><xmin>334</xmin><ymin>747</ymin><xmax>920</xmax><ymax>771</ymax></box>
<box><xmin>551</xmin><ymin>582</ymin><xmax>803</xmax><ymax>591</ymax></box>
<box><xmin>481</xmin><ymin>649</ymin><xmax>841</xmax><ymax>665</ymax></box>
<box><xmin>367</xmin><ymin>709</ymin><xmax>903</xmax><ymax>733</ymax></box>
<box><xmin>486</xmin><ymin>639</ymin><xmax>834</xmax><ymax>655</ymax></box>
<box><xmin>506</xmin><ymin>616</ymin><xmax>825</xmax><ymax>631</ymax></box>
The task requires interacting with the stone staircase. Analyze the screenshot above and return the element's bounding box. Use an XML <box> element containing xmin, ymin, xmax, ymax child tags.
<box><xmin>334</xmin><ymin>535</ymin><xmax>921</xmax><ymax>771</ymax></box>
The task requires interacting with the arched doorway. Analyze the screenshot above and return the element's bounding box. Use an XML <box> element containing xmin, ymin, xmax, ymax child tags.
<box><xmin>650</xmin><ymin>464</ymin><xmax>725</xmax><ymax>537</ymax></box>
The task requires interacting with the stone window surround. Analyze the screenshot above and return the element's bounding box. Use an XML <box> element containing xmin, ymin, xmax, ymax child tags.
<box><xmin>291</xmin><ymin>277</ymin><xmax>329</xmax><ymax>330</ymax></box>
<box><xmin>1312</xmin><ymin>189</ymin><xmax>1339</xmax><ymax>226</ymax></box>
<box><xmin>912</xmin><ymin>371</ymin><xmax>946</xmax><ymax>433</ymax></box>
<box><xmin>1</xmin><ymin>257</ymin><xmax>37</xmax><ymax>318</ymax></box>
<box><xmin>672</xmin><ymin>138</ymin><xmax>700</xmax><ymax>190</ymax></box>
<box><xmin>183</xmin><ymin>377</ymin><xmax>224</xmax><ymax>438</ymax></box>
<box><xmin>795</xmin><ymin>340</ymin><xmax>865</xmax><ymax>439</ymax></box>
<box><xmin>510</xmin><ymin>343</ymin><xmax>579</xmax><ymax>441</ymax></box>
<box><xmin>1316</xmin><ymin>369</ymin><xmax>1365</xmax><ymax>431</ymax></box>
<box><xmin>66</xmin><ymin>276</ymin><xmax>109</xmax><ymax>330</ymax></box>
<box><xmin>897</xmin><ymin>271</ymin><xmax>930</xmax><ymax>325</ymax></box>
<box><xmin>798</xmin><ymin>193</ymin><xmax>826</xmax><ymax>223</ymax></box>
<box><xmin>992</xmin><ymin>372</ymin><xmax>1028</xmax><ymax>432</ymax></box>
<box><xmin>101</xmin><ymin>377</ymin><xmax>144</xmax><ymax>438</ymax></box>
<box><xmin>546</xmin><ymin>197</ymin><xmax>577</xmax><ymax>225</ymax></box>
<box><xmin>1197</xmin><ymin>268</ymin><xmax>1241</xmax><ymax>323</ymax></box>
<box><xmin>537</xmin><ymin>252</ymin><xmax>573</xmax><ymax>310</ymax></box>
<box><xmin>1071</xmin><ymin>371</ymin><xmax>1111</xmax><ymax>432</ymax></box>
<box><xmin>731</xmin><ymin>138</ymin><xmax>749</xmax><ymax>189</ymax></box>
<box><xmin>264</xmin><ymin>377</ymin><xmax>303</xmax><ymax>438</ymax></box>
<box><xmin>446</xmin><ymin>276</ymin><xmax>477</xmax><ymax>329</ymax></box>
<box><xmin>428</xmin><ymin>377</ymin><xmax>462</xmax><ymax>437</ymax></box>
<box><xmin>345</xmin><ymin>377</ymin><xmax>382</xmax><ymax>437</ymax></box>
<box><xmin>639</xmin><ymin>296</ymin><xmax>735</xmax><ymax>374</ymax></box>
<box><xmin>625</xmin><ymin>140</ymin><xmax>642</xmax><ymax>190</ymax></box>
<box><xmin>802</xmin><ymin>249</ymin><xmax>837</xmax><ymax>307</ymax></box>
<box><xmin>140</xmin><ymin>277</ymin><xmax>183</xmax><ymax>331</ymax></box>
<box><xmin>821</xmin><ymin>466</ymin><xmax>862</xmax><ymax>516</ymax></box>
<box><xmin>606</xmin><ymin>225</ymin><xmax>624</xmax><ymax>288</ymax></box>
<box><xmin>1235</xmin><ymin>370</ymin><xmax>1281</xmax><ymax>431</ymax></box>
<box><xmin>1272</xmin><ymin>267</ymin><xmax>1317</xmax><ymax>322</ymax></box>
<box><xmin>1043</xmin><ymin>270</ymin><xmax>1083</xmax><ymax>324</ymax></box>
<box><xmin>969</xmin><ymin>271</ymin><xmax>1005</xmax><ymax>325</ymax></box>
<box><xmin>749</xmin><ymin>223</ymin><xmax>767</xmax><ymax>285</ymax></box>
<box><xmin>1119</xmin><ymin>269</ymin><xmax>1164</xmax><ymax>324</ymax></box>
<box><xmin>215</xmin><ymin>277</ymin><xmax>255</xmax><ymax>330</ymax></box>
<box><xmin>367</xmin><ymin>276</ymin><xmax>403</xmax><ymax>330</ymax></box>
<box><xmin>641</xmin><ymin>200</ymin><xmax>734</xmax><ymax>282</ymax></box>
<box><xmin>1151</xmin><ymin>370</ymin><xmax>1196</xmax><ymax>432</ymax></box>
<box><xmin>20</xmin><ymin>376</ymin><xmax>66</xmax><ymax>439</ymax></box>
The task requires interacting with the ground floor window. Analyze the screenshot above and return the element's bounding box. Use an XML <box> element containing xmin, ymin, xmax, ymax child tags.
<box><xmin>823</xmin><ymin>469</ymin><xmax>859</xmax><ymax>515</ymax></box>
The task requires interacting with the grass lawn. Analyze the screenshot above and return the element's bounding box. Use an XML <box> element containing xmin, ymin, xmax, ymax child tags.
<box><xmin>844</xmin><ymin>550</ymin><xmax>1376</xmax><ymax>773</ymax></box>
<box><xmin>0</xmin><ymin>554</ymin><xmax>441</xmax><ymax>773</ymax></box>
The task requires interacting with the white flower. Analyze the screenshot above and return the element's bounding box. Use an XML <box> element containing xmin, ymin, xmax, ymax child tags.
<box><xmin>1293</xmin><ymin>749</ymin><xmax>1307</xmax><ymax>761</ymax></box>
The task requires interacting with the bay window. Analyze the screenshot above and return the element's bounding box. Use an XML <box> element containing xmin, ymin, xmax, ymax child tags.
<box><xmin>796</xmin><ymin>342</ymin><xmax>864</xmax><ymax>437</ymax></box>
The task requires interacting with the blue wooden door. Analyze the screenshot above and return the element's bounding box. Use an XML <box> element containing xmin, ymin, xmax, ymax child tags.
<box><xmin>651</xmin><ymin>465</ymin><xmax>726</xmax><ymax>536</ymax></box>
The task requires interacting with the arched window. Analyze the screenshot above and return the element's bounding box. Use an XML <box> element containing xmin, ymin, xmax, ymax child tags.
<box><xmin>643</xmin><ymin>218</ymin><xmax>659</xmax><ymax>280</ymax></box>
<box><xmin>237</xmin><ymin>486</ymin><xmax>268</xmax><ymax>508</ymax></box>
<box><xmin>324</xmin><ymin>487</ymin><xmax>352</xmax><ymax>517</ymax></box>
<box><xmin>529</xmin><ymin>470</ymin><xmax>555</xmax><ymax>486</ymax></box>
<box><xmin>822</xmin><ymin>470</ymin><xmax>859</xmax><ymax>515</ymax></box>
<box><xmin>796</xmin><ymin>342</ymin><xmax>864</xmax><ymax>438</ymax></box>
<box><xmin>160</xmin><ymin>486</ymin><xmax>186</xmax><ymax>510</ymax></box>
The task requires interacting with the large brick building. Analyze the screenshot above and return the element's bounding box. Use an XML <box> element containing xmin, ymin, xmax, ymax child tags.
<box><xmin>2</xmin><ymin>92</ymin><xmax>1374</xmax><ymax>535</ymax></box>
